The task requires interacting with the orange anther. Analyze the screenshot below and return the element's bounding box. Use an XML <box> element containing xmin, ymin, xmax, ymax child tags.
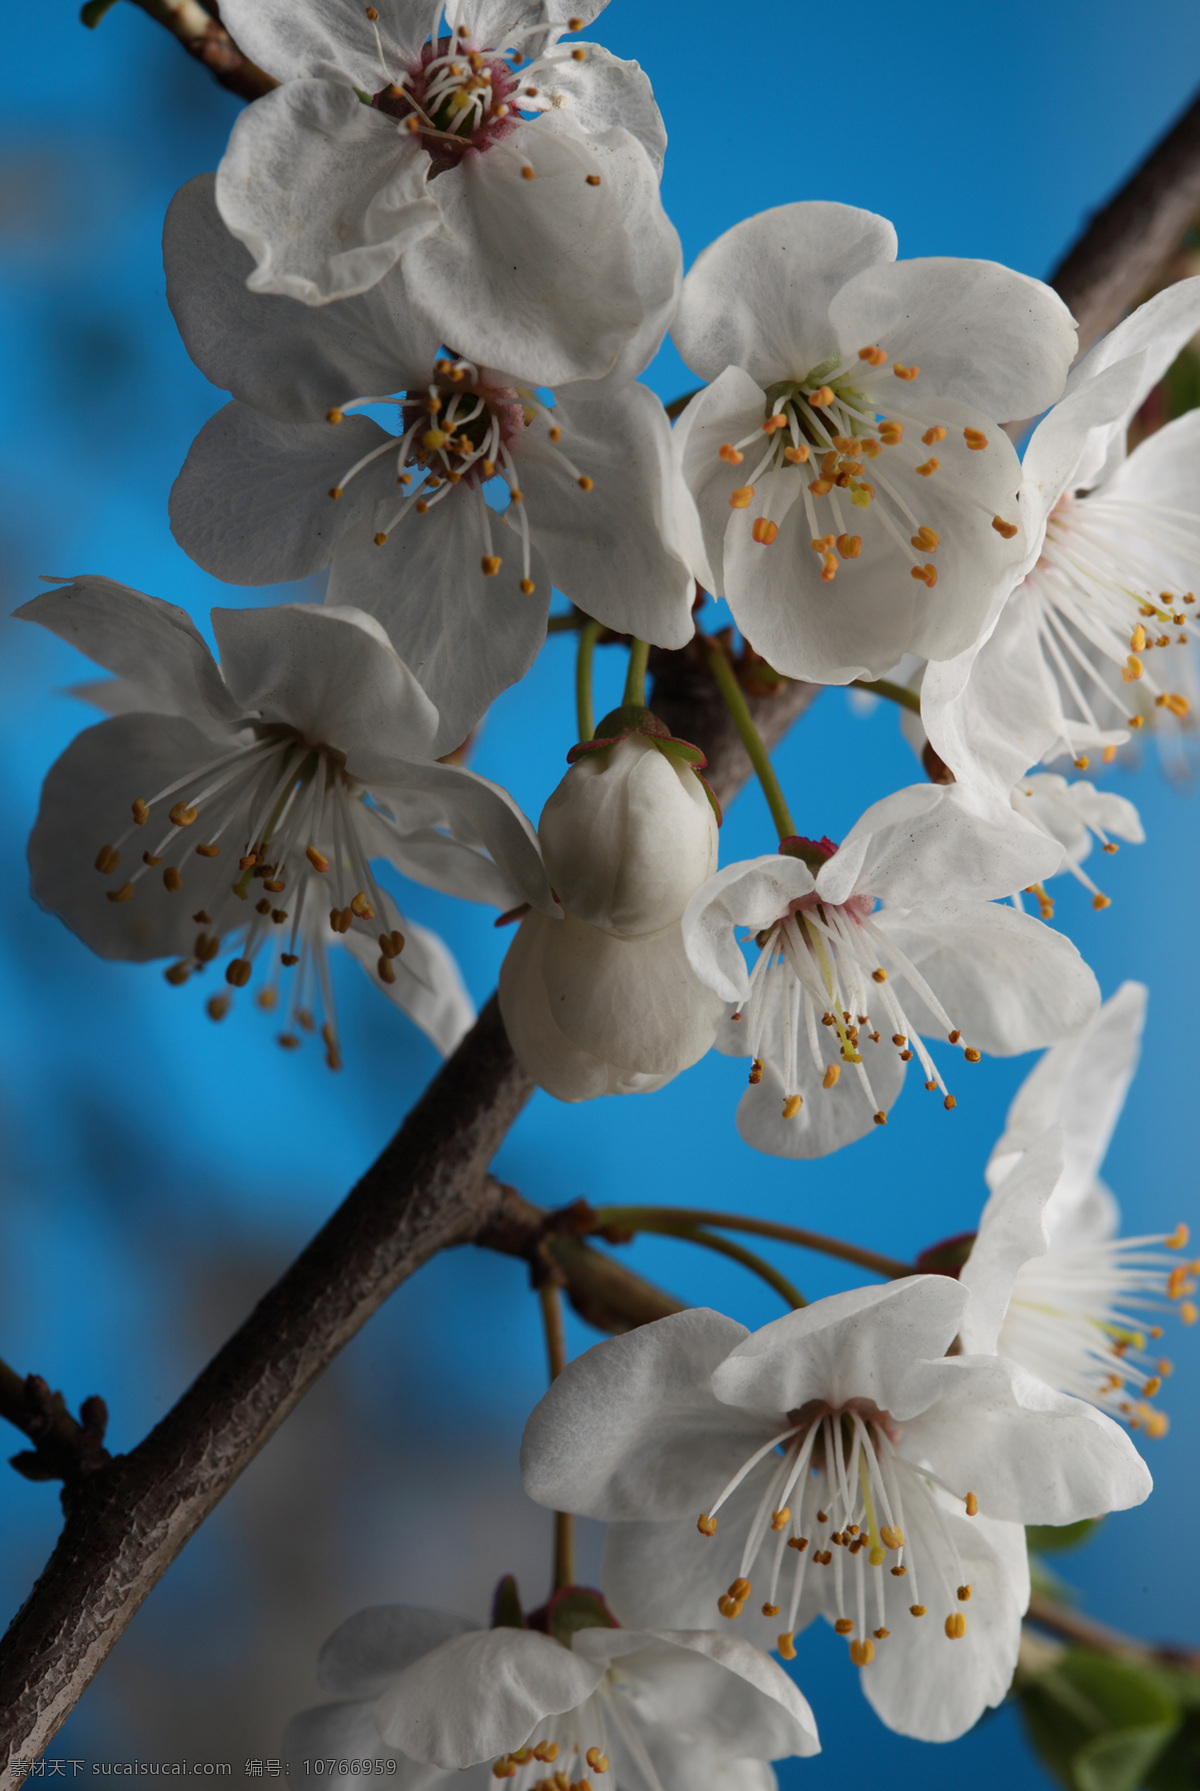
<box><xmin>835</xmin><ymin>1618</ymin><xmax>854</xmax><ymax>1635</ymax></box>
<box><xmin>992</xmin><ymin>515</ymin><xmax>1019</xmax><ymax>539</ymax></box>
<box><xmin>849</xmin><ymin>1639</ymin><xmax>875</xmax><ymax>1666</ymax></box>
<box><xmin>782</xmin><ymin>1093</ymin><xmax>803</xmax><ymax>1118</ymax></box>
<box><xmin>858</xmin><ymin>346</ymin><xmax>887</xmax><ymax>365</ymax></box>
<box><xmin>1122</xmin><ymin>655</ymin><xmax>1144</xmax><ymax>682</ymax></box>
<box><xmin>1167</xmin><ymin>1224</ymin><xmax>1189</xmax><ymax>1249</ymax></box>
<box><xmin>719</xmin><ymin>443</ymin><xmax>745</xmax><ymax>464</ymax></box>
<box><xmin>837</xmin><ymin>533</ymin><xmax>863</xmax><ymax>559</ymax></box>
<box><xmin>777</xmin><ymin>1633</ymin><xmax>797</xmax><ymax>1660</ymax></box>
<box><xmin>730</xmin><ymin>486</ymin><xmax>755</xmax><ymax>509</ymax></box>
<box><xmin>820</xmin><ymin>553</ymin><xmax>838</xmax><ymax>581</ymax></box>
<box><xmin>915</xmin><ymin>458</ymin><xmax>939</xmax><ymax>477</ymax></box>
<box><xmin>784</xmin><ymin>443</ymin><xmax>810</xmax><ymax>463</ymax></box>
<box><xmin>893</xmin><ymin>364</ymin><xmax>919</xmax><ymax>381</ymax></box>
<box><xmin>963</xmin><ymin>427</ymin><xmax>988</xmax><ymax>450</ymax></box>
<box><xmin>911</xmin><ymin>526</ymin><xmax>940</xmax><ymax>552</ymax></box>
<box><xmin>806</xmin><ymin>385</ymin><xmax>835</xmax><ymax>406</ymax></box>
<box><xmin>808</xmin><ymin>478</ymin><xmax>833</xmax><ymax>496</ymax></box>
<box><xmin>751</xmin><ymin>517</ymin><xmax>779</xmax><ymax>545</ymax></box>
<box><xmin>945</xmin><ymin>1614</ymin><xmax>967</xmax><ymax>1639</ymax></box>
<box><xmin>822</xmin><ymin>1064</ymin><xmax>840</xmax><ymax>1089</ymax></box>
<box><xmin>878</xmin><ymin>421</ymin><xmax>903</xmax><ymax>444</ymax></box>
<box><xmin>965</xmin><ymin>1493</ymin><xmax>978</xmax><ymax>1516</ymax></box>
<box><xmin>910</xmin><ymin>562</ymin><xmax>938</xmax><ymax>587</ymax></box>
<box><xmin>771</xmin><ymin>1507</ymin><xmax>791</xmax><ymax>1530</ymax></box>
<box><xmin>922</xmin><ymin>425</ymin><xmax>947</xmax><ymax>445</ymax></box>
<box><xmin>697</xmin><ymin>1514</ymin><xmax>717</xmax><ymax>1536</ymax></box>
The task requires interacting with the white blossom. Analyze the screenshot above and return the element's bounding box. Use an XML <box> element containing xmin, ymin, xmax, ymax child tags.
<box><xmin>22</xmin><ymin>579</ymin><xmax>554</xmax><ymax>1062</ymax></box>
<box><xmin>283</xmin><ymin>1594</ymin><xmax>818</xmax><ymax>1786</ymax></box>
<box><xmin>523</xmin><ymin>1283</ymin><xmax>1149</xmax><ymax>1742</ymax></box>
<box><xmin>960</xmin><ymin>984</ymin><xmax>1196</xmax><ymax>1438</ymax></box>
<box><xmin>214</xmin><ymin>0</ymin><xmax>680</xmax><ymax>388</ymax></box>
<box><xmin>670</xmin><ymin>202</ymin><xmax>1076</xmax><ymax>683</ymax></box>
<box><xmin>924</xmin><ymin>279</ymin><xmax>1200</xmax><ymax>790</ymax></box>
<box><xmin>682</xmin><ymin>785</ymin><xmax>1098</xmax><ymax>1157</ymax></box>
<box><xmin>499</xmin><ymin>727</ymin><xmax>725</xmax><ymax>1100</ymax></box>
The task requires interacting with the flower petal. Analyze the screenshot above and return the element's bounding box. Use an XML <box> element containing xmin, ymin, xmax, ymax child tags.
<box><xmin>673</xmin><ymin>202</ymin><xmax>897</xmax><ymax>387</ymax></box>
<box><xmin>211</xmin><ymin>604</ymin><xmax>440</xmax><ymax>761</ymax></box>
<box><xmin>217</xmin><ymin>81</ymin><xmax>437</xmax><ymax>305</ymax></box>
<box><xmin>732</xmin><ymin>1038</ymin><xmax>907</xmax><ymax>1162</ymax></box>
<box><xmin>830</xmin><ymin>258</ymin><xmax>1077</xmax><ymax>422</ymax></box>
<box><xmin>374</xmin><ymin>1628</ymin><xmax>604</xmax><ymax>1767</ymax></box>
<box><xmin>340</xmin><ymin>915</ymin><xmax>475</xmax><ymax>1056</ymax></box>
<box><xmin>1066</xmin><ymin>275</ymin><xmax>1200</xmax><ymax>490</ymax></box>
<box><xmin>316</xmin><ymin>1606</ymin><xmax>482</xmax><ymax>1699</ymax></box>
<box><xmin>165</xmin><ymin>173</ymin><xmax>439</xmax><ymax>423</ymax></box>
<box><xmin>401</xmin><ymin>117</ymin><xmax>645</xmax><ymax>386</ymax></box>
<box><xmin>683</xmin><ymin>856</ymin><xmax>817</xmax><ymax>1005</ymax></box>
<box><xmin>671</xmin><ymin>365</ymin><xmax>768</xmax><ymax>597</ymax></box>
<box><xmin>170</xmin><ymin>402</ymin><xmax>390</xmax><ymax>584</ymax></box>
<box><xmin>535</xmin><ymin>44</ymin><xmax>667</xmax><ymax>174</ymax></box>
<box><xmin>282</xmin><ymin>1704</ymin><xmax>426</xmax><ymax>1779</ymax></box>
<box><xmin>959</xmin><ymin>1128</ymin><xmax>1064</xmax><ymax>1355</ymax></box>
<box><xmin>217</xmin><ymin>0</ymin><xmax>438</xmax><ymax>83</ymax></box>
<box><xmin>520</xmin><ymin>1308</ymin><xmax>761</xmax><ymax>1520</ymax></box>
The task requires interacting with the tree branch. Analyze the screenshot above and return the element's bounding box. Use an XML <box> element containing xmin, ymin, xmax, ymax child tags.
<box><xmin>0</xmin><ymin>1365</ymin><xmax>109</xmax><ymax>1488</ymax></box>
<box><xmin>96</xmin><ymin>0</ymin><xmax>276</xmax><ymax>103</ymax></box>
<box><xmin>1025</xmin><ymin>1592</ymin><xmax>1200</xmax><ymax>1672</ymax></box>
<box><xmin>1049</xmin><ymin>85</ymin><xmax>1200</xmax><ymax>351</ymax></box>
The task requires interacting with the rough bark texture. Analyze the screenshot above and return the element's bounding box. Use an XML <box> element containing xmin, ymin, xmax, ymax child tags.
<box><xmin>1049</xmin><ymin>87</ymin><xmax>1200</xmax><ymax>351</ymax></box>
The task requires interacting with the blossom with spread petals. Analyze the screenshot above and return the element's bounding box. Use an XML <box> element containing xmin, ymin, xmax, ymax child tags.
<box><xmin>960</xmin><ymin>983</ymin><xmax>1196</xmax><ymax>1437</ymax></box>
<box><xmin>23</xmin><ymin>579</ymin><xmax>553</xmax><ymax>1063</ymax></box>
<box><xmin>523</xmin><ymin>1282</ymin><xmax>1150</xmax><ymax>1742</ymax></box>
<box><xmin>670</xmin><ymin>202</ymin><xmax>1077</xmax><ymax>683</ymax></box>
<box><xmin>166</xmin><ymin>175</ymin><xmax>694</xmax><ymax>753</ymax></box>
<box><xmin>499</xmin><ymin>722</ymin><xmax>725</xmax><ymax>1099</ymax></box>
<box><xmin>214</xmin><ymin>0</ymin><xmax>680</xmax><ymax>389</ymax></box>
<box><xmin>283</xmin><ymin>1588</ymin><xmax>818</xmax><ymax>1785</ymax></box>
<box><xmin>681</xmin><ymin>784</ymin><xmax>1098</xmax><ymax>1158</ymax></box>
<box><xmin>1009</xmin><ymin>772</ymin><xmax>1143</xmax><ymax>919</ymax></box>
<box><xmin>923</xmin><ymin>279</ymin><xmax>1200</xmax><ymax>789</ymax></box>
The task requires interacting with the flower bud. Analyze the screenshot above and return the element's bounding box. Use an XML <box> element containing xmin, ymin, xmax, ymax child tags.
<box><xmin>539</xmin><ymin>736</ymin><xmax>717</xmax><ymax>935</ymax></box>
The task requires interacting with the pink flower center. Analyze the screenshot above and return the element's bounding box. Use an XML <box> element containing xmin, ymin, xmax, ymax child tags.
<box><xmin>372</xmin><ymin>37</ymin><xmax>521</xmax><ymax>175</ymax></box>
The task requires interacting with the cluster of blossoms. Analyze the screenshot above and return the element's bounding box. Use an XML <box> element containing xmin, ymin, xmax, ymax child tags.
<box><xmin>26</xmin><ymin>0</ymin><xmax>1200</xmax><ymax>1776</ymax></box>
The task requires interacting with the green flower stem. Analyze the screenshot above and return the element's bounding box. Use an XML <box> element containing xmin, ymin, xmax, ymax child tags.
<box><xmin>705</xmin><ymin>640</ymin><xmax>796</xmax><ymax>840</ymax></box>
<box><xmin>850</xmin><ymin>677</ymin><xmax>922</xmax><ymax>714</ymax></box>
<box><xmin>604</xmin><ymin>1215</ymin><xmax>806</xmax><ymax>1310</ymax></box>
<box><xmin>575</xmin><ymin>618</ymin><xmax>603</xmax><ymax>743</ymax></box>
<box><xmin>622</xmin><ymin>637</ymin><xmax>650</xmax><ymax>708</ymax></box>
<box><xmin>593</xmin><ymin>1205</ymin><xmax>914</xmax><ymax>1284</ymax></box>
<box><xmin>538</xmin><ymin>1283</ymin><xmax>576</xmax><ymax>1591</ymax></box>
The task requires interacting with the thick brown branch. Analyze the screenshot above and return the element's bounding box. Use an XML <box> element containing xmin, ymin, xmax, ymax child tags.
<box><xmin>1049</xmin><ymin>85</ymin><xmax>1200</xmax><ymax>350</ymax></box>
<box><xmin>112</xmin><ymin>0</ymin><xmax>276</xmax><ymax>102</ymax></box>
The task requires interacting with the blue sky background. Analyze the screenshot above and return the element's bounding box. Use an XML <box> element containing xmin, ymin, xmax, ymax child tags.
<box><xmin>2</xmin><ymin>0</ymin><xmax>1199</xmax><ymax>1781</ymax></box>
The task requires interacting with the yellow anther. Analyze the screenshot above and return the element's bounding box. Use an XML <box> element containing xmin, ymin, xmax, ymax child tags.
<box><xmin>1167</xmin><ymin>1224</ymin><xmax>1189</xmax><ymax>1249</ymax></box>
<box><xmin>880</xmin><ymin>1525</ymin><xmax>904</xmax><ymax>1550</ymax></box>
<box><xmin>423</xmin><ymin>428</ymin><xmax>448</xmax><ymax>450</ymax></box>
<box><xmin>481</xmin><ymin>555</ymin><xmax>502</xmax><ymax>576</ymax></box>
<box><xmin>820</xmin><ymin>552</ymin><xmax>838</xmax><ymax>581</ymax></box>
<box><xmin>748</xmin><ymin>1057</ymin><xmax>764</xmax><ymax>1085</ymax></box>
<box><xmin>519</xmin><ymin>577</ymin><xmax>536</xmax><ymax>595</ymax></box>
<box><xmin>834</xmin><ymin>1618</ymin><xmax>854</xmax><ymax>1635</ymax></box>
<box><xmin>777</xmin><ymin>1633</ymin><xmax>796</xmax><ymax>1660</ymax></box>
<box><xmin>225</xmin><ymin>958</ymin><xmax>252</xmax><ymax>988</ymax></box>
<box><xmin>1145</xmin><ymin>1410</ymin><xmax>1170</xmax><ymax>1438</ymax></box>
<box><xmin>945</xmin><ymin>1613</ymin><xmax>967</xmax><ymax>1639</ymax></box>
<box><xmin>305</xmin><ymin>846</ymin><xmax>330</xmax><ymax>873</ymax></box>
<box><xmin>808</xmin><ymin>477</ymin><xmax>833</xmax><ymax>497</ymax></box>
<box><xmin>374</xmin><ymin>532</ymin><xmax>388</xmax><ymax>547</ymax></box>
<box><xmin>822</xmin><ymin>1064</ymin><xmax>840</xmax><ymax>1089</ymax></box>
<box><xmin>1092</xmin><ymin>893</ymin><xmax>1111</xmax><ymax>911</ymax></box>
<box><xmin>697</xmin><ymin>1513</ymin><xmax>717</xmax><ymax>1537</ymax></box>
<box><xmin>893</xmin><ymin>364</ymin><xmax>919</xmax><ymax>381</ymax></box>
<box><xmin>378</xmin><ymin>956</ymin><xmax>397</xmax><ymax>985</ymax></box>
<box><xmin>963</xmin><ymin>427</ymin><xmax>988</xmax><ymax>450</ymax></box>
<box><xmin>837</xmin><ymin>533</ymin><xmax>863</xmax><ymax>559</ymax></box>
<box><xmin>915</xmin><ymin>458</ymin><xmax>939</xmax><ymax>477</ymax></box>
<box><xmin>956</xmin><ymin>1584</ymin><xmax>972</xmax><ymax>1602</ymax></box>
<box><xmin>762</xmin><ymin>414</ymin><xmax>789</xmax><ymax>434</ymax></box>
<box><xmin>585</xmin><ymin>172</ymin><xmax>601</xmax><ymax>185</ymax></box>
<box><xmin>568</xmin><ymin>14</ymin><xmax>584</xmax><ymax>26</ymax></box>
<box><xmin>572</xmin><ymin>45</ymin><xmax>586</xmax><ymax>59</ymax></box>
<box><xmin>719</xmin><ymin>443</ymin><xmax>745</xmax><ymax>465</ymax></box>
<box><xmin>1143</xmin><ymin>1376</ymin><xmax>1162</xmax><ymax>1398</ymax></box>
<box><xmin>806</xmin><ymin>385</ymin><xmax>835</xmax><ymax>407</ymax></box>
<box><xmin>962</xmin><ymin>1046</ymin><xmax>981</xmax><ymax>1064</ymax></box>
<box><xmin>868</xmin><ymin>1545</ymin><xmax>886</xmax><ymax>1566</ymax></box>
<box><xmin>782</xmin><ymin>1094</ymin><xmax>803</xmax><ymax>1119</ymax></box>
<box><xmin>873</xmin><ymin>1110</ymin><xmax>887</xmax><ymax>1126</ymax></box>
<box><xmin>965</xmin><ymin>1492</ymin><xmax>978</xmax><ymax>1516</ymax></box>
<box><xmin>350</xmin><ymin>892</ymin><xmax>374</xmax><ymax>919</ymax></box>
<box><xmin>909</xmin><ymin>1604</ymin><xmax>926</xmax><ymax>1618</ymax></box>
<box><xmin>858</xmin><ymin>345</ymin><xmax>888</xmax><ymax>365</ymax></box>
<box><xmin>943</xmin><ymin>1093</ymin><xmax>957</xmax><ymax>1110</ymax></box>
<box><xmin>207</xmin><ymin>993</ymin><xmax>229</xmax><ymax>1022</ymax></box>
<box><xmin>521</xmin><ymin>164</ymin><xmax>536</xmax><ymax>179</ymax></box>
<box><xmin>106</xmin><ymin>880</ymin><xmax>134</xmax><ymax>903</ymax></box>
<box><xmin>1122</xmin><ymin>654</ymin><xmax>1144</xmax><ymax>682</ymax></box>
<box><xmin>717</xmin><ymin>1595</ymin><xmax>743</xmax><ymax>1619</ymax></box>
<box><xmin>1164</xmin><ymin>692</ymin><xmax>1190</xmax><ymax>716</ymax></box>
<box><xmin>533</xmin><ymin>1743</ymin><xmax>559</xmax><ymax>1763</ymax></box>
<box><xmin>752</xmin><ymin>517</ymin><xmax>779</xmax><ymax>545</ymax></box>
<box><xmin>849</xmin><ymin>1639</ymin><xmax>875</xmax><ymax>1666</ymax></box>
<box><xmin>729</xmin><ymin>1578</ymin><xmax>752</xmax><ymax>1600</ymax></box>
<box><xmin>1073</xmin><ymin>755</ymin><xmax>1090</xmax><ymax>770</ymax></box>
<box><xmin>911</xmin><ymin>526</ymin><xmax>940</xmax><ymax>552</ymax></box>
<box><xmin>1158</xmin><ymin>1357</ymin><xmax>1174</xmax><ymax>1376</ymax></box>
<box><xmin>325</xmin><ymin>408</ymin><xmax>344</xmax><ymax>425</ymax></box>
<box><xmin>787</xmin><ymin>1536</ymin><xmax>809</xmax><ymax>1552</ymax></box>
<box><xmin>131</xmin><ymin>798</ymin><xmax>149</xmax><ymax>826</ymax></box>
<box><xmin>1130</xmin><ymin>624</ymin><xmax>1147</xmax><ymax>653</ymax></box>
<box><xmin>585</xmin><ymin>1751</ymin><xmax>607</xmax><ymax>1775</ymax></box>
<box><xmin>163</xmin><ymin>866</ymin><xmax>183</xmax><ymax>892</ymax></box>
<box><xmin>922</xmin><ymin>426</ymin><xmax>947</xmax><ymax>445</ymax></box>
<box><xmin>727</xmin><ymin>485</ymin><xmax>756</xmax><ymax>510</ymax></box>
<box><xmin>492</xmin><ymin>1763</ymin><xmax>516</xmax><ymax>1781</ymax></box>
<box><xmin>771</xmin><ymin>1507</ymin><xmax>792</xmax><ymax>1530</ymax></box>
<box><xmin>1182</xmin><ymin>1301</ymin><xmax>1198</xmax><ymax>1325</ymax></box>
<box><xmin>168</xmin><ymin>801</ymin><xmax>197</xmax><ymax>827</ymax></box>
<box><xmin>762</xmin><ymin>1602</ymin><xmax>779</xmax><ymax>1617</ymax></box>
<box><xmin>891</xmin><ymin>1564</ymin><xmax>907</xmax><ymax>1577</ymax></box>
<box><xmin>992</xmin><ymin>515</ymin><xmax>1019</xmax><ymax>539</ymax></box>
<box><xmin>784</xmin><ymin>443</ymin><xmax>810</xmax><ymax>463</ymax></box>
<box><xmin>195</xmin><ymin>842</ymin><xmax>220</xmax><ymax>858</ymax></box>
<box><xmin>912</xmin><ymin>561</ymin><xmax>939</xmax><ymax>587</ymax></box>
<box><xmin>94</xmin><ymin>844</ymin><xmax>119</xmax><ymax>874</ymax></box>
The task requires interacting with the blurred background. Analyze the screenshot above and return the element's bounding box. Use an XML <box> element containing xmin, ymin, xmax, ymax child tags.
<box><xmin>2</xmin><ymin>1</ymin><xmax>1199</xmax><ymax>1783</ymax></box>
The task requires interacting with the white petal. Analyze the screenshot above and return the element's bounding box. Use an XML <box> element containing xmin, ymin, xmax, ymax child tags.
<box><xmin>29</xmin><ymin>714</ymin><xmax>243</xmax><ymax>963</ymax></box>
<box><xmin>217</xmin><ymin>0</ymin><xmax>438</xmax><ymax>83</ymax></box>
<box><xmin>374</xmin><ymin>1628</ymin><xmax>604</xmax><ymax>1767</ymax></box>
<box><xmin>671</xmin><ymin>366</ymin><xmax>768</xmax><ymax>596</ymax></box>
<box><xmin>1066</xmin><ymin>275</ymin><xmax>1200</xmax><ymax>489</ymax></box>
<box><xmin>1019</xmin><ymin>355</ymin><xmax>1147</xmax><ymax>537</ymax></box>
<box><xmin>682</xmin><ymin>856</ymin><xmax>816</xmax><ymax>1004</ymax></box>
<box><xmin>165</xmin><ymin>173</ymin><xmax>439</xmax><ymax>423</ymax></box>
<box><xmin>170</xmin><ymin>402</ymin><xmax>390</xmax><ymax>584</ymax></box>
<box><xmin>732</xmin><ymin>1037</ymin><xmax>907</xmax><ymax>1162</ymax></box>
<box><xmin>401</xmin><ymin>118</ymin><xmax>644</xmax><ymax>386</ymax></box>
<box><xmin>873</xmin><ymin>901</ymin><xmax>1100</xmax><ymax>1055</ymax></box>
<box><xmin>515</xmin><ymin>387</ymin><xmax>695</xmax><ymax>646</ymax></box>
<box><xmin>282</xmin><ymin>1704</ymin><xmax>427</xmax><ymax>1779</ymax></box>
<box><xmin>217</xmin><ymin>81</ymin><xmax>437</xmax><ymax>305</ymax></box>
<box><xmin>830</xmin><ymin>258</ymin><xmax>1077</xmax><ymax>421</ymax></box>
<box><xmin>340</xmin><ymin>915</ymin><xmax>475</xmax><ymax>1056</ymax></box>
<box><xmin>987</xmin><ymin>981</ymin><xmax>1146</xmax><ymax>1225</ymax></box>
<box><xmin>533</xmin><ymin>44</ymin><xmax>666</xmax><ymax>174</ymax></box>
<box><xmin>317</xmin><ymin>1606</ymin><xmax>482</xmax><ymax>1699</ymax></box>
<box><xmin>601</xmin><ymin>1491</ymin><xmax>781</xmax><ymax>1651</ymax></box>
<box><xmin>673</xmin><ymin>202</ymin><xmax>897</xmax><ymax>386</ymax></box>
<box><xmin>959</xmin><ymin>1129</ymin><xmax>1064</xmax><ymax>1354</ymax></box>
<box><xmin>16</xmin><ymin>578</ymin><xmax>239</xmax><ymax>729</ymax></box>
<box><xmin>326</xmin><ymin>501</ymin><xmax>549</xmax><ymax>757</ymax></box>
<box><xmin>520</xmin><ymin>1307</ymin><xmax>763</xmax><ymax>1520</ymax></box>
<box><xmin>711</xmin><ymin>1277</ymin><xmax>967</xmax><ymax>1422</ymax></box>
<box><xmin>573</xmin><ymin>1629</ymin><xmax>819</xmax><ymax>1759</ymax></box>
<box><xmin>211</xmin><ymin>604</ymin><xmax>439</xmax><ymax>761</ymax></box>
<box><xmin>839</xmin><ymin>782</ymin><xmax>1062</xmax><ymax>909</ymax></box>
<box><xmin>904</xmin><ymin>1355</ymin><xmax>1152</xmax><ymax>1520</ymax></box>
<box><xmin>859</xmin><ymin>1502</ymin><xmax>1029</xmax><ymax>1742</ymax></box>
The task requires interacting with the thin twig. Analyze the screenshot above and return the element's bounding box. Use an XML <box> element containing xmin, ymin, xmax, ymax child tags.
<box><xmin>0</xmin><ymin>1365</ymin><xmax>109</xmax><ymax>1490</ymax></box>
<box><xmin>1025</xmin><ymin>1592</ymin><xmax>1200</xmax><ymax>1672</ymax></box>
<box><xmin>100</xmin><ymin>0</ymin><xmax>277</xmax><ymax>103</ymax></box>
<box><xmin>537</xmin><ymin>1287</ymin><xmax>575</xmax><ymax>1591</ymax></box>
<box><xmin>617</xmin><ymin>1217</ymin><xmax>806</xmax><ymax>1309</ymax></box>
<box><xmin>593</xmin><ymin>1206</ymin><xmax>914</xmax><ymax>1283</ymax></box>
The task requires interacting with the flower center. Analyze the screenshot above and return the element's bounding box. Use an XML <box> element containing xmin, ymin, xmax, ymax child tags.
<box><xmin>93</xmin><ymin>728</ymin><xmax>408</xmax><ymax>1066</ymax></box>
<box><xmin>1003</xmin><ymin>1220</ymin><xmax>1197</xmax><ymax>1439</ymax></box>
<box><xmin>733</xmin><ymin>867</ymin><xmax>978</xmax><ymax>1124</ymax></box>
<box><xmin>715</xmin><ymin>348</ymin><xmax>1016</xmax><ymax>584</ymax></box>
<box><xmin>1025</xmin><ymin>492</ymin><xmax>1194</xmax><ymax>760</ymax></box>
<box><xmin>697</xmin><ymin>1403</ymin><xmax>980</xmax><ymax>1667</ymax></box>
<box><xmin>325</xmin><ymin>356</ymin><xmax>596</xmax><ymax>590</ymax></box>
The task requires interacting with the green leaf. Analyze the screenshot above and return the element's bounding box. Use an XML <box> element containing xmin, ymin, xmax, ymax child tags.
<box><xmin>1027</xmin><ymin>1518</ymin><xmax>1103</xmax><ymax>1554</ymax></box>
<box><xmin>1143</xmin><ymin>1666</ymin><xmax>1200</xmax><ymax>1791</ymax></box>
<box><xmin>1020</xmin><ymin>1649</ymin><xmax>1181</xmax><ymax>1791</ymax></box>
<box><xmin>490</xmin><ymin>1574</ymin><xmax>526</xmax><ymax>1630</ymax></box>
<box><xmin>544</xmin><ymin>1587</ymin><xmax>617</xmax><ymax>1645</ymax></box>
